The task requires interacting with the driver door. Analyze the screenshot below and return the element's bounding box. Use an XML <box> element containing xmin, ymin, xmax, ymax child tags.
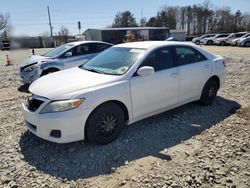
<box><xmin>130</xmin><ymin>47</ymin><xmax>179</xmax><ymax>119</ymax></box>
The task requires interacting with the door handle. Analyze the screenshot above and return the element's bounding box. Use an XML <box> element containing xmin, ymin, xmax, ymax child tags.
<box><xmin>170</xmin><ymin>73</ymin><xmax>178</xmax><ymax>78</ymax></box>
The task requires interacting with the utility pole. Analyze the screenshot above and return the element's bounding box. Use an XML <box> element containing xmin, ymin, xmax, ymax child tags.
<box><xmin>140</xmin><ymin>9</ymin><xmax>145</xmax><ymax>27</ymax></box>
<box><xmin>47</xmin><ymin>5</ymin><xmax>53</xmax><ymax>37</ymax></box>
<box><xmin>141</xmin><ymin>9</ymin><xmax>144</xmax><ymax>21</ymax></box>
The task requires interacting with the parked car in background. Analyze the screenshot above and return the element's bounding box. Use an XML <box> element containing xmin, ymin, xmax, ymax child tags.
<box><xmin>237</xmin><ymin>36</ymin><xmax>250</xmax><ymax>47</ymax></box>
<box><xmin>22</xmin><ymin>41</ymin><xmax>226</xmax><ymax>144</ymax></box>
<box><xmin>230</xmin><ymin>33</ymin><xmax>250</xmax><ymax>46</ymax></box>
<box><xmin>201</xmin><ymin>34</ymin><xmax>230</xmax><ymax>45</ymax></box>
<box><xmin>19</xmin><ymin>41</ymin><xmax>113</xmax><ymax>84</ymax></box>
<box><xmin>215</xmin><ymin>32</ymin><xmax>247</xmax><ymax>46</ymax></box>
<box><xmin>192</xmin><ymin>34</ymin><xmax>216</xmax><ymax>45</ymax></box>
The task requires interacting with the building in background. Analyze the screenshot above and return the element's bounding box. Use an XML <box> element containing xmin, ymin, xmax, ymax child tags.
<box><xmin>84</xmin><ymin>27</ymin><xmax>170</xmax><ymax>44</ymax></box>
<box><xmin>170</xmin><ymin>30</ymin><xmax>186</xmax><ymax>41</ymax></box>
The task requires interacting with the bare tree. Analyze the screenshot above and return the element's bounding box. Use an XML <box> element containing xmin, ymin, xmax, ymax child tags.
<box><xmin>59</xmin><ymin>25</ymin><xmax>69</xmax><ymax>43</ymax></box>
<box><xmin>242</xmin><ymin>13</ymin><xmax>250</xmax><ymax>31</ymax></box>
<box><xmin>0</xmin><ymin>13</ymin><xmax>10</xmax><ymax>34</ymax></box>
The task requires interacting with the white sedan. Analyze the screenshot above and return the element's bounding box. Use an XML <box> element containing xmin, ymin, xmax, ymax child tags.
<box><xmin>22</xmin><ymin>41</ymin><xmax>226</xmax><ymax>144</ymax></box>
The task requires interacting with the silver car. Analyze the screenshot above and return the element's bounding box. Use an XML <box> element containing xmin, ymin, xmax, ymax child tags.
<box><xmin>215</xmin><ymin>32</ymin><xmax>247</xmax><ymax>46</ymax></box>
<box><xmin>237</xmin><ymin>35</ymin><xmax>250</xmax><ymax>47</ymax></box>
<box><xmin>19</xmin><ymin>41</ymin><xmax>113</xmax><ymax>84</ymax></box>
<box><xmin>201</xmin><ymin>34</ymin><xmax>230</xmax><ymax>45</ymax></box>
<box><xmin>230</xmin><ymin>33</ymin><xmax>250</xmax><ymax>46</ymax></box>
<box><xmin>192</xmin><ymin>34</ymin><xmax>215</xmax><ymax>45</ymax></box>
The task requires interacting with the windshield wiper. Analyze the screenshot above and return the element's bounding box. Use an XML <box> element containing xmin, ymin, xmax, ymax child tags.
<box><xmin>84</xmin><ymin>68</ymin><xmax>105</xmax><ymax>74</ymax></box>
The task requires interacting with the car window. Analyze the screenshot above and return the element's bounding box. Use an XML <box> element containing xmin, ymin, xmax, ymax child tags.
<box><xmin>175</xmin><ymin>46</ymin><xmax>207</xmax><ymax>66</ymax></box>
<box><xmin>91</xmin><ymin>43</ymin><xmax>111</xmax><ymax>53</ymax></box>
<box><xmin>236</xmin><ymin>33</ymin><xmax>245</xmax><ymax>37</ymax></box>
<box><xmin>140</xmin><ymin>47</ymin><xmax>174</xmax><ymax>71</ymax></box>
<box><xmin>70</xmin><ymin>44</ymin><xmax>91</xmax><ymax>56</ymax></box>
<box><xmin>219</xmin><ymin>34</ymin><xmax>229</xmax><ymax>38</ymax></box>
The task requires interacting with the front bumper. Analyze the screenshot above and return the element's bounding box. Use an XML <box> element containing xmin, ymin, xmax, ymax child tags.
<box><xmin>19</xmin><ymin>69</ymin><xmax>39</xmax><ymax>84</ymax></box>
<box><xmin>22</xmin><ymin>97</ymin><xmax>92</xmax><ymax>143</ymax></box>
<box><xmin>237</xmin><ymin>41</ymin><xmax>245</xmax><ymax>47</ymax></box>
<box><xmin>229</xmin><ymin>41</ymin><xmax>237</xmax><ymax>46</ymax></box>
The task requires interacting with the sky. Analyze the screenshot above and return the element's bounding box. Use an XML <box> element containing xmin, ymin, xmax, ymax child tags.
<box><xmin>1</xmin><ymin>0</ymin><xmax>250</xmax><ymax>36</ymax></box>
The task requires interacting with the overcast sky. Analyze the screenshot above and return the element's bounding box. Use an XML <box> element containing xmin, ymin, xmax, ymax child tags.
<box><xmin>2</xmin><ymin>0</ymin><xmax>250</xmax><ymax>36</ymax></box>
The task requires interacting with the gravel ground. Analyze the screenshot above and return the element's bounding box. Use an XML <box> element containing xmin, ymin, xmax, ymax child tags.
<box><xmin>0</xmin><ymin>46</ymin><xmax>249</xmax><ymax>188</ymax></box>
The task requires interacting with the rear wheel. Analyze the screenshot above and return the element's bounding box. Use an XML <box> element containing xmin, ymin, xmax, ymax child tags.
<box><xmin>86</xmin><ymin>102</ymin><xmax>125</xmax><ymax>144</ymax></box>
<box><xmin>199</xmin><ymin>79</ymin><xmax>218</xmax><ymax>105</ymax></box>
<box><xmin>207</xmin><ymin>40</ymin><xmax>213</xmax><ymax>45</ymax></box>
<box><xmin>244</xmin><ymin>41</ymin><xmax>250</xmax><ymax>47</ymax></box>
<box><xmin>220</xmin><ymin>41</ymin><xmax>226</xmax><ymax>46</ymax></box>
<box><xmin>41</xmin><ymin>68</ymin><xmax>59</xmax><ymax>76</ymax></box>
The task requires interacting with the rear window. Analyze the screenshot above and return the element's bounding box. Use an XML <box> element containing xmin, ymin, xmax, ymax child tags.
<box><xmin>175</xmin><ymin>46</ymin><xmax>207</xmax><ymax>66</ymax></box>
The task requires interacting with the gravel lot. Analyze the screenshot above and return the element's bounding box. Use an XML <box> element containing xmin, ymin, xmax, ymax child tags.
<box><xmin>0</xmin><ymin>46</ymin><xmax>249</xmax><ymax>188</ymax></box>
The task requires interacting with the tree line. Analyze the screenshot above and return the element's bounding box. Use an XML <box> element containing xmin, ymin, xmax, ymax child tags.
<box><xmin>112</xmin><ymin>1</ymin><xmax>250</xmax><ymax>35</ymax></box>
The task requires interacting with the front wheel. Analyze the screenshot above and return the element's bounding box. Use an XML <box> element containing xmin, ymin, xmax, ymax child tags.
<box><xmin>220</xmin><ymin>41</ymin><xmax>226</xmax><ymax>46</ymax></box>
<box><xmin>244</xmin><ymin>41</ymin><xmax>250</xmax><ymax>47</ymax></box>
<box><xmin>86</xmin><ymin>102</ymin><xmax>125</xmax><ymax>144</ymax></box>
<box><xmin>195</xmin><ymin>40</ymin><xmax>200</xmax><ymax>45</ymax></box>
<box><xmin>199</xmin><ymin>79</ymin><xmax>218</xmax><ymax>105</ymax></box>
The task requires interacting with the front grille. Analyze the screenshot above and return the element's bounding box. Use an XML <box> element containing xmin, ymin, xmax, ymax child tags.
<box><xmin>27</xmin><ymin>97</ymin><xmax>44</xmax><ymax>112</ymax></box>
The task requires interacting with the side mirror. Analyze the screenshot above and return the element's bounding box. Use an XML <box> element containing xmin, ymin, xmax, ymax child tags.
<box><xmin>64</xmin><ymin>52</ymin><xmax>72</xmax><ymax>58</ymax></box>
<box><xmin>137</xmin><ymin>66</ymin><xmax>155</xmax><ymax>76</ymax></box>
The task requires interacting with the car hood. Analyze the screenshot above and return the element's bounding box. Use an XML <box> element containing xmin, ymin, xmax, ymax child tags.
<box><xmin>29</xmin><ymin>67</ymin><xmax>120</xmax><ymax>100</ymax></box>
<box><xmin>20</xmin><ymin>55</ymin><xmax>51</xmax><ymax>68</ymax></box>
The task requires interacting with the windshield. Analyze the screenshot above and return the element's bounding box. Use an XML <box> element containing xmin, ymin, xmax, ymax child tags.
<box><xmin>82</xmin><ymin>47</ymin><xmax>145</xmax><ymax>75</ymax></box>
<box><xmin>43</xmin><ymin>44</ymin><xmax>74</xmax><ymax>57</ymax></box>
<box><xmin>201</xmin><ymin>35</ymin><xmax>209</xmax><ymax>38</ymax></box>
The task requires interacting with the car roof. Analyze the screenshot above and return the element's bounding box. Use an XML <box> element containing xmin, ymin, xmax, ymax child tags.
<box><xmin>115</xmin><ymin>41</ymin><xmax>196</xmax><ymax>50</ymax></box>
<box><xmin>66</xmin><ymin>41</ymin><xmax>112</xmax><ymax>46</ymax></box>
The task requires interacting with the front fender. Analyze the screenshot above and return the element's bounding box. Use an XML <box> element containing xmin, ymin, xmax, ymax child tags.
<box><xmin>77</xmin><ymin>81</ymin><xmax>133</xmax><ymax>123</ymax></box>
<box><xmin>40</xmin><ymin>60</ymin><xmax>63</xmax><ymax>71</ymax></box>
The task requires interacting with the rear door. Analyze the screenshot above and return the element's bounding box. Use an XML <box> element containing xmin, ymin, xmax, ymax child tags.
<box><xmin>130</xmin><ymin>47</ymin><xmax>179</xmax><ymax>119</ymax></box>
<box><xmin>174</xmin><ymin>46</ymin><xmax>211</xmax><ymax>103</ymax></box>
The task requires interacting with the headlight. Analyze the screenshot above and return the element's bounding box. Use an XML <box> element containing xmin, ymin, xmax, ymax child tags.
<box><xmin>40</xmin><ymin>98</ymin><xmax>84</xmax><ymax>114</ymax></box>
<box><xmin>24</xmin><ymin>64</ymin><xmax>37</xmax><ymax>72</ymax></box>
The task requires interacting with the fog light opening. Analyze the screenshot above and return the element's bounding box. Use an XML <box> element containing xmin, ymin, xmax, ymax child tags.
<box><xmin>50</xmin><ymin>130</ymin><xmax>61</xmax><ymax>138</ymax></box>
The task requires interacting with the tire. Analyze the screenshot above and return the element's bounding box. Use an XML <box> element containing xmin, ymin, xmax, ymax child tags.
<box><xmin>207</xmin><ymin>40</ymin><xmax>213</xmax><ymax>45</ymax></box>
<box><xmin>244</xmin><ymin>41</ymin><xmax>250</xmax><ymax>47</ymax></box>
<box><xmin>199</xmin><ymin>79</ymin><xmax>218</xmax><ymax>105</ymax></box>
<box><xmin>41</xmin><ymin>68</ymin><xmax>59</xmax><ymax>76</ymax></box>
<box><xmin>86</xmin><ymin>102</ymin><xmax>125</xmax><ymax>144</ymax></box>
<box><xmin>195</xmin><ymin>40</ymin><xmax>200</xmax><ymax>45</ymax></box>
<box><xmin>220</xmin><ymin>41</ymin><xmax>226</xmax><ymax>46</ymax></box>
